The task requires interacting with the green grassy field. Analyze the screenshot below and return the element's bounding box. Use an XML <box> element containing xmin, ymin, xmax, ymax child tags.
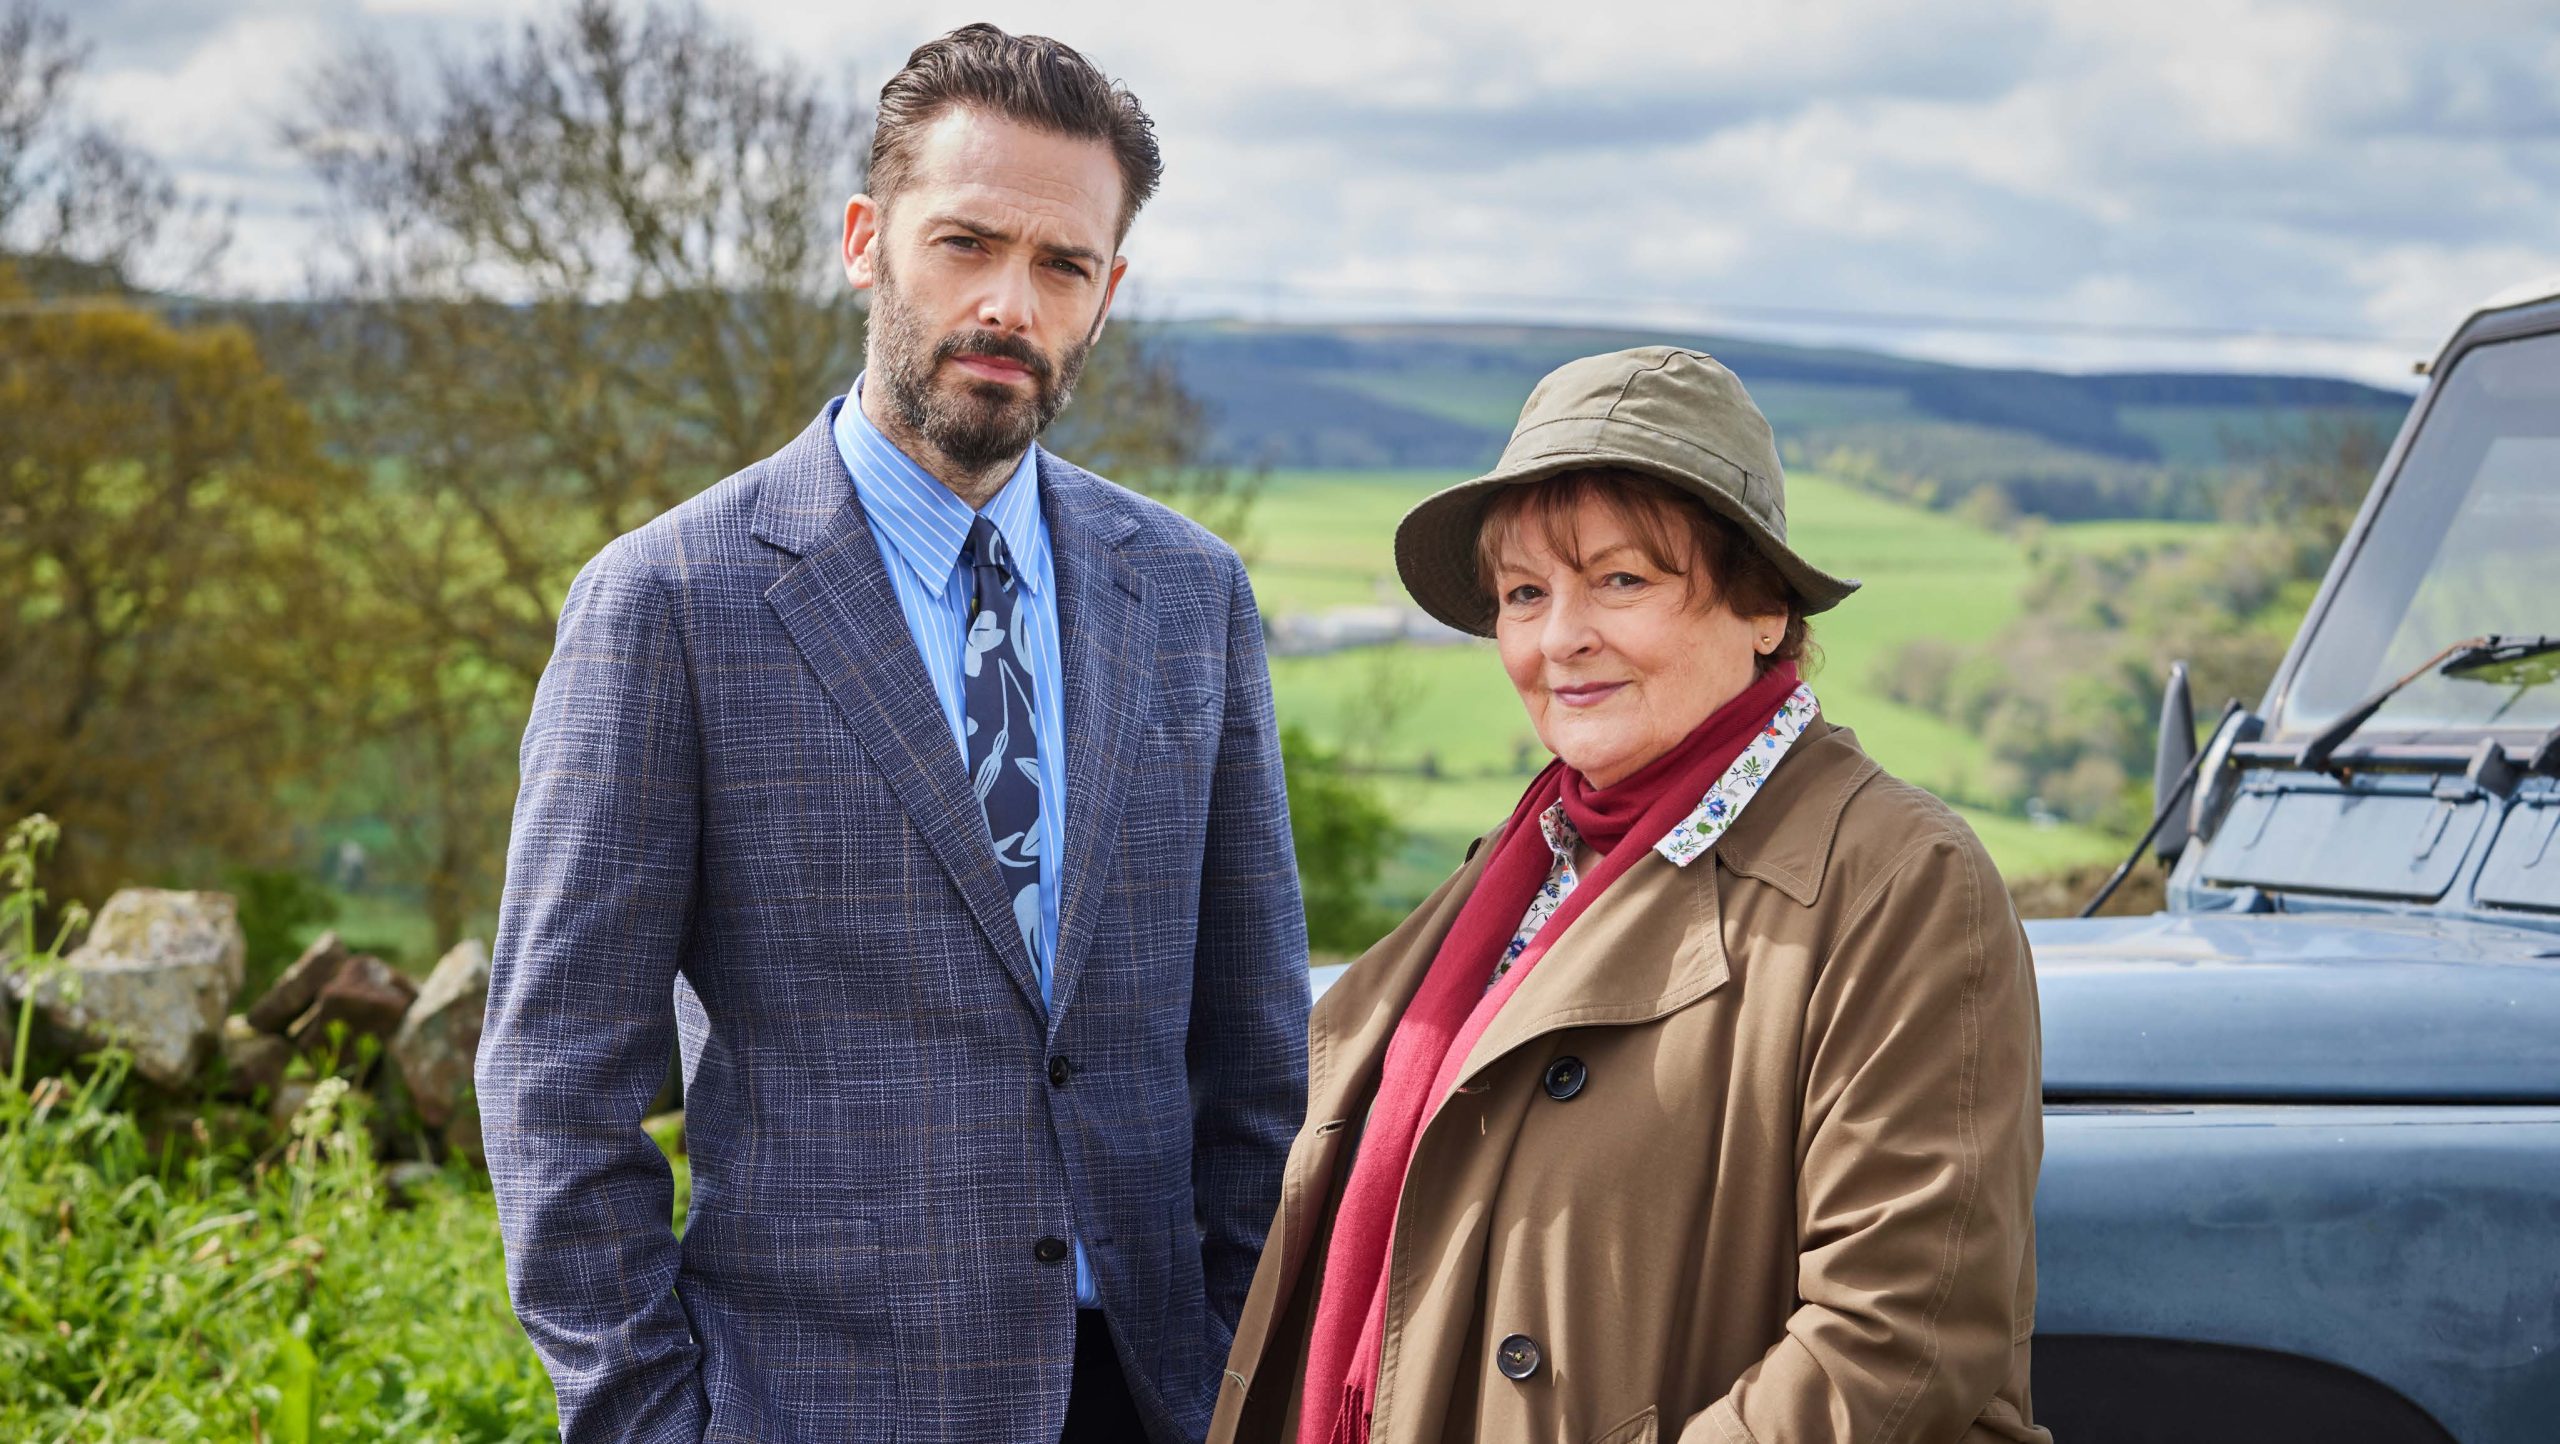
<box><xmin>1234</xmin><ymin>468</ymin><xmax>2141</xmax><ymax>905</ymax></box>
<box><xmin>2024</xmin><ymin>516</ymin><xmax>2225</xmax><ymax>556</ymax></box>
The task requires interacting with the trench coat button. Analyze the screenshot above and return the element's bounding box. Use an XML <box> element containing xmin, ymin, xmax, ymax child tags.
<box><xmin>1495</xmin><ymin>1333</ymin><xmax>1543</xmax><ymax>1381</ymax></box>
<box><xmin>1048</xmin><ymin>1055</ymin><xmax>1073</xmax><ymax>1088</ymax></box>
<box><xmin>1543</xmin><ymin>1056</ymin><xmax>1588</xmax><ymax>1101</ymax></box>
<box><xmin>1033</xmin><ymin>1236</ymin><xmax>1069</xmax><ymax>1264</ymax></box>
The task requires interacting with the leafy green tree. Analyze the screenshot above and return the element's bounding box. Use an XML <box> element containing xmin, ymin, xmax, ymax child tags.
<box><xmin>1281</xmin><ymin>725</ymin><xmax>1399</xmax><ymax>958</ymax></box>
<box><xmin>2218</xmin><ymin>409</ymin><xmax>2394</xmax><ymax>550</ymax></box>
<box><xmin>1877</xmin><ymin>525</ymin><xmax>2316</xmax><ymax>830</ymax></box>
<box><xmin>0</xmin><ymin>282</ymin><xmax>344</xmax><ymax>906</ymax></box>
<box><xmin>0</xmin><ymin>2</ymin><xmax>294</xmax><ymax>908</ymax></box>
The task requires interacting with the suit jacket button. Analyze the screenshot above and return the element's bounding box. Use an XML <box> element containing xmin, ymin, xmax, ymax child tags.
<box><xmin>1495</xmin><ymin>1333</ymin><xmax>1543</xmax><ymax>1380</ymax></box>
<box><xmin>1034</xmin><ymin>1235</ymin><xmax>1069</xmax><ymax>1264</ymax></box>
<box><xmin>1543</xmin><ymin>1056</ymin><xmax>1587</xmax><ymax>1101</ymax></box>
<box><xmin>1049</xmin><ymin>1055</ymin><xmax>1073</xmax><ymax>1087</ymax></box>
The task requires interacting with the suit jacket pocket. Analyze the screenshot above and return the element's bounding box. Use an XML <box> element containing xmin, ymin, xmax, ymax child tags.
<box><xmin>683</xmin><ymin>1213</ymin><xmax>896</xmax><ymax>1440</ymax></box>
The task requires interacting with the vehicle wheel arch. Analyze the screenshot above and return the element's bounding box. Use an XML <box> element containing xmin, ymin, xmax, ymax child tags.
<box><xmin>2034</xmin><ymin>1333</ymin><xmax>2458</xmax><ymax>1444</ymax></box>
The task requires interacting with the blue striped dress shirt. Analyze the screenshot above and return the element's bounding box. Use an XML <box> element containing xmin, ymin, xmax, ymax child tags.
<box><xmin>833</xmin><ymin>377</ymin><xmax>1093</xmax><ymax>1306</ymax></box>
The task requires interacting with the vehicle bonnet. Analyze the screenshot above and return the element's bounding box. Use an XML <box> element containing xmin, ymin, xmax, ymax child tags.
<box><xmin>2028</xmin><ymin>910</ymin><xmax>2560</xmax><ymax>1102</ymax></box>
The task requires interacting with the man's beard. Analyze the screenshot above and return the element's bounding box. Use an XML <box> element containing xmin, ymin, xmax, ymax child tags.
<box><xmin>868</xmin><ymin>254</ymin><xmax>1098</xmax><ymax>477</ymax></box>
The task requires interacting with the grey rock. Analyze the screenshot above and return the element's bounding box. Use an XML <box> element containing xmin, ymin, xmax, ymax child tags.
<box><xmin>2</xmin><ymin>889</ymin><xmax>244</xmax><ymax>1087</ymax></box>
<box><xmin>392</xmin><ymin>939</ymin><xmax>489</xmax><ymax>1131</ymax></box>
<box><xmin>219</xmin><ymin>1014</ymin><xmax>291</xmax><ymax>1098</ymax></box>
<box><xmin>244</xmin><ymin>931</ymin><xmax>349</xmax><ymax>1035</ymax></box>
<box><xmin>288</xmin><ymin>954</ymin><xmax>416</xmax><ymax>1056</ymax></box>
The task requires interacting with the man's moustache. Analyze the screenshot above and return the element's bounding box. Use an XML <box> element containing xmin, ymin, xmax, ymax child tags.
<box><xmin>936</xmin><ymin>331</ymin><xmax>1052</xmax><ymax>384</ymax></box>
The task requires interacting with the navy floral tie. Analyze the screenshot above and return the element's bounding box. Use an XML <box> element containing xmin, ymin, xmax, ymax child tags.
<box><xmin>962</xmin><ymin>515</ymin><xmax>1045</xmax><ymax>976</ymax></box>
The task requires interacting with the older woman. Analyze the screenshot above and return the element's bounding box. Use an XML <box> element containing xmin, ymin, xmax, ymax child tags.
<box><xmin>1209</xmin><ymin>348</ymin><xmax>2048</xmax><ymax>1444</ymax></box>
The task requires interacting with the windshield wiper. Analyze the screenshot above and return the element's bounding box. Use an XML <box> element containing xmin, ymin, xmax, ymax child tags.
<box><xmin>2442</xmin><ymin>634</ymin><xmax>2560</xmax><ymax>678</ymax></box>
<box><xmin>2296</xmin><ymin>634</ymin><xmax>2560</xmax><ymax>772</ymax></box>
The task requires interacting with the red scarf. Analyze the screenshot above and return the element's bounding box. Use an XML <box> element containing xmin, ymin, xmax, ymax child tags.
<box><xmin>1298</xmin><ymin>661</ymin><xmax>1800</xmax><ymax>1444</ymax></box>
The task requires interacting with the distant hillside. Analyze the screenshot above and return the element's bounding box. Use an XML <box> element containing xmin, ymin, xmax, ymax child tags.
<box><xmin>1159</xmin><ymin>321</ymin><xmax>2411</xmax><ymax>522</ymax></box>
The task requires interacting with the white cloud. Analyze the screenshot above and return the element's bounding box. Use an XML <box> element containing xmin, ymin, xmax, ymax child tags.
<box><xmin>87</xmin><ymin>14</ymin><xmax>324</xmax><ymax>160</ymax></box>
<box><xmin>56</xmin><ymin>0</ymin><xmax>2560</xmax><ymax>378</ymax></box>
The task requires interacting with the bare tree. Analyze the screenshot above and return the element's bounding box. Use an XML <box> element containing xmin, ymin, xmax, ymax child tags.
<box><xmin>271</xmin><ymin>0</ymin><xmax>868</xmax><ymax>946</ymax></box>
<box><xmin>276</xmin><ymin>1</ymin><xmax>1251</xmax><ymax>946</ymax></box>
<box><xmin>1049</xmin><ymin>321</ymin><xmax>1263</xmax><ymax>549</ymax></box>
<box><xmin>288</xmin><ymin>0</ymin><xmax>866</xmax><ymax>530</ymax></box>
<box><xmin>0</xmin><ymin>1</ymin><xmax>225</xmax><ymax>292</ymax></box>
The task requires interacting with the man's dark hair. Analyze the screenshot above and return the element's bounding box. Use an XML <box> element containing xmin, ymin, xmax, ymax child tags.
<box><xmin>869</xmin><ymin>24</ymin><xmax>1163</xmax><ymax>241</ymax></box>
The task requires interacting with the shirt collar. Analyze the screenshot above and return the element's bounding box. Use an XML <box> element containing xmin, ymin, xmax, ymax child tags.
<box><xmin>1656</xmin><ymin>683</ymin><xmax>1821</xmax><ymax>868</ymax></box>
<box><xmin>1533</xmin><ymin>683</ymin><xmax>1823</xmax><ymax>870</ymax></box>
<box><xmin>1539</xmin><ymin>801</ymin><xmax>1580</xmax><ymax>861</ymax></box>
<box><xmin>834</xmin><ymin>372</ymin><xmax>1046</xmax><ymax>597</ymax></box>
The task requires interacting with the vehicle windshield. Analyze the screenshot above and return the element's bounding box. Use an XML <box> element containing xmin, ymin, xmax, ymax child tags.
<box><xmin>2274</xmin><ymin>328</ymin><xmax>2560</xmax><ymax>741</ymax></box>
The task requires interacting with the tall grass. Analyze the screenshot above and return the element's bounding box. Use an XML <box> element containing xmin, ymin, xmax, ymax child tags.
<box><xmin>0</xmin><ymin>816</ymin><xmax>558</xmax><ymax>1441</ymax></box>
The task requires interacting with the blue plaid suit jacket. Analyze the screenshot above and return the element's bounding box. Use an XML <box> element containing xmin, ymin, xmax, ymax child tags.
<box><xmin>478</xmin><ymin>402</ymin><xmax>1310</xmax><ymax>1444</ymax></box>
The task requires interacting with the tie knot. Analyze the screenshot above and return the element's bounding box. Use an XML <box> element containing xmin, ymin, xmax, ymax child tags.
<box><xmin>966</xmin><ymin>514</ymin><xmax>1015</xmax><ymax>580</ymax></box>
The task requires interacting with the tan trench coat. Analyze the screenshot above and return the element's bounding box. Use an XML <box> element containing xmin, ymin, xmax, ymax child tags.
<box><xmin>1209</xmin><ymin>718</ymin><xmax>2051</xmax><ymax>1444</ymax></box>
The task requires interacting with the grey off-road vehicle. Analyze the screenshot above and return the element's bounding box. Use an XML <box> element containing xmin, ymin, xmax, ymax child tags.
<box><xmin>2026</xmin><ymin>277</ymin><xmax>2560</xmax><ymax>1442</ymax></box>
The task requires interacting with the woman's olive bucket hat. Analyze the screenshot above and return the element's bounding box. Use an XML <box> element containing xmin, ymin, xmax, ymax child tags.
<box><xmin>1394</xmin><ymin>346</ymin><xmax>1860</xmax><ymax>638</ymax></box>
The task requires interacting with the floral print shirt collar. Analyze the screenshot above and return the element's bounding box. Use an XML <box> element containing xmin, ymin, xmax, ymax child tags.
<box><xmin>1650</xmin><ymin>681</ymin><xmax>1821</xmax><ymax>867</ymax></box>
<box><xmin>1543</xmin><ymin>681</ymin><xmax>1819</xmax><ymax>870</ymax></box>
<box><xmin>1491</xmin><ymin>684</ymin><xmax>1820</xmax><ymax>987</ymax></box>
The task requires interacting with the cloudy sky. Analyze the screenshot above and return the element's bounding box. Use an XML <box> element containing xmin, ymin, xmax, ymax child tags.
<box><xmin>59</xmin><ymin>0</ymin><xmax>2560</xmax><ymax>385</ymax></box>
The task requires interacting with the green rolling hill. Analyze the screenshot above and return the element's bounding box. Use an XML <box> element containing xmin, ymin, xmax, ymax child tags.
<box><xmin>1158</xmin><ymin>320</ymin><xmax>2411</xmax><ymax>523</ymax></box>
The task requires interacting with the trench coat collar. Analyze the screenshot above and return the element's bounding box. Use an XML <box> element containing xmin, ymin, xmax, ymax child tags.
<box><xmin>1308</xmin><ymin>712</ymin><xmax>1879</xmax><ymax>1110</ymax></box>
<box><xmin>1701</xmin><ymin>715</ymin><xmax>1880</xmax><ymax>907</ymax></box>
<box><xmin>1449</xmin><ymin>714</ymin><xmax>1880</xmax><ymax>1082</ymax></box>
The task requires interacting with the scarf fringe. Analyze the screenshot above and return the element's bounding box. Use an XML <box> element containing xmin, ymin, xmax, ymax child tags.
<box><xmin>1328</xmin><ymin>1382</ymin><xmax>1370</xmax><ymax>1444</ymax></box>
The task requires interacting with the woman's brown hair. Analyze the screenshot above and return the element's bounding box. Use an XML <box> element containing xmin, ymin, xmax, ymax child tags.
<box><xmin>1474</xmin><ymin>468</ymin><xmax>1816</xmax><ymax>677</ymax></box>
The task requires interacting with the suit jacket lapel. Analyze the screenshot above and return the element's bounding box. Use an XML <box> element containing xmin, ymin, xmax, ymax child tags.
<box><xmin>755</xmin><ymin>402</ymin><xmax>1048</xmax><ymax>1016</ymax></box>
<box><xmin>1038</xmin><ymin>453</ymin><xmax>1152</xmax><ymax>1031</ymax></box>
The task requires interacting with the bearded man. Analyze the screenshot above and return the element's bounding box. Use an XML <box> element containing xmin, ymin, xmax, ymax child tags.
<box><xmin>477</xmin><ymin>25</ymin><xmax>1309</xmax><ymax>1444</ymax></box>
